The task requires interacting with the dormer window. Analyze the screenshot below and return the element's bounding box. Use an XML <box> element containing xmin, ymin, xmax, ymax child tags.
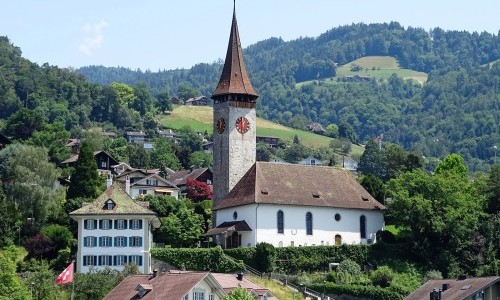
<box><xmin>104</xmin><ymin>199</ymin><xmax>115</xmax><ymax>210</ymax></box>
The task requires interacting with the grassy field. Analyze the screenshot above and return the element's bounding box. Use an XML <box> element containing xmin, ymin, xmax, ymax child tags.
<box><xmin>247</xmin><ymin>274</ymin><xmax>305</xmax><ymax>299</ymax></box>
<box><xmin>158</xmin><ymin>106</ymin><xmax>364</xmax><ymax>154</ymax></box>
<box><xmin>296</xmin><ymin>56</ymin><xmax>428</xmax><ymax>87</ymax></box>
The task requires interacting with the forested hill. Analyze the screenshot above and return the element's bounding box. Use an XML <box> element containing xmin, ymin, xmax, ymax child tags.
<box><xmin>78</xmin><ymin>23</ymin><xmax>499</xmax><ymax>171</ymax></box>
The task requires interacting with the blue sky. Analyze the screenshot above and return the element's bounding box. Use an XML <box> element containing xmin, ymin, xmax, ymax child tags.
<box><xmin>1</xmin><ymin>1</ymin><xmax>498</xmax><ymax>70</ymax></box>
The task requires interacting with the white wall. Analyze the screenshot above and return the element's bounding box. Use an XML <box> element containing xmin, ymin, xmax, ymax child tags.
<box><xmin>217</xmin><ymin>204</ymin><xmax>384</xmax><ymax>247</ymax></box>
<box><xmin>76</xmin><ymin>216</ymin><xmax>153</xmax><ymax>274</ymax></box>
<box><xmin>184</xmin><ymin>279</ymin><xmax>221</xmax><ymax>300</ymax></box>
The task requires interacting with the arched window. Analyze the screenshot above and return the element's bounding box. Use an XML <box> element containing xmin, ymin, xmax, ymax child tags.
<box><xmin>360</xmin><ymin>215</ymin><xmax>367</xmax><ymax>239</ymax></box>
<box><xmin>306</xmin><ymin>212</ymin><xmax>313</xmax><ymax>235</ymax></box>
<box><xmin>277</xmin><ymin>210</ymin><xmax>284</xmax><ymax>234</ymax></box>
<box><xmin>335</xmin><ymin>234</ymin><xmax>342</xmax><ymax>246</ymax></box>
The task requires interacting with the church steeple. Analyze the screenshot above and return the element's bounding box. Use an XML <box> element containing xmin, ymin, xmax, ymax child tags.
<box><xmin>211</xmin><ymin>4</ymin><xmax>258</xmax><ymax>102</ymax></box>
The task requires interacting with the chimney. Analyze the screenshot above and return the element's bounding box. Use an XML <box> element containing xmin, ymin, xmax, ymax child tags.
<box><xmin>106</xmin><ymin>174</ymin><xmax>112</xmax><ymax>188</ymax></box>
<box><xmin>236</xmin><ymin>272</ymin><xmax>244</xmax><ymax>281</ymax></box>
<box><xmin>458</xmin><ymin>274</ymin><xmax>467</xmax><ymax>280</ymax></box>
<box><xmin>152</xmin><ymin>269</ymin><xmax>158</xmax><ymax>278</ymax></box>
<box><xmin>126</xmin><ymin>176</ymin><xmax>131</xmax><ymax>195</ymax></box>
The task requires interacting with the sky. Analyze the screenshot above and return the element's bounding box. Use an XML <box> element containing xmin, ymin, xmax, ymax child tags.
<box><xmin>1</xmin><ymin>1</ymin><xmax>499</xmax><ymax>71</ymax></box>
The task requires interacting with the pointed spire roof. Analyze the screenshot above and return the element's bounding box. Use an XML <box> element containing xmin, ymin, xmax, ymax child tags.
<box><xmin>212</xmin><ymin>5</ymin><xmax>258</xmax><ymax>100</ymax></box>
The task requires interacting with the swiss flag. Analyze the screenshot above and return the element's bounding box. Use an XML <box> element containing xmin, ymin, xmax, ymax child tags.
<box><xmin>55</xmin><ymin>262</ymin><xmax>74</xmax><ymax>285</ymax></box>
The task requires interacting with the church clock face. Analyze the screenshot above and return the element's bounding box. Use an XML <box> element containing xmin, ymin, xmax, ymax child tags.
<box><xmin>216</xmin><ymin>118</ymin><xmax>226</xmax><ymax>134</ymax></box>
<box><xmin>236</xmin><ymin>117</ymin><xmax>250</xmax><ymax>134</ymax></box>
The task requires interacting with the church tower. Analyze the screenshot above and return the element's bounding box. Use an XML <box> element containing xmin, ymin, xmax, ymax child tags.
<box><xmin>211</xmin><ymin>5</ymin><xmax>259</xmax><ymax>212</ymax></box>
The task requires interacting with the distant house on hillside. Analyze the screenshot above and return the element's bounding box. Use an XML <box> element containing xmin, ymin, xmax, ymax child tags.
<box><xmin>157</xmin><ymin>129</ymin><xmax>175</xmax><ymax>141</ymax></box>
<box><xmin>61</xmin><ymin>150</ymin><xmax>119</xmax><ymax>174</ymax></box>
<box><xmin>298</xmin><ymin>156</ymin><xmax>323</xmax><ymax>166</ymax></box>
<box><xmin>102</xmin><ymin>131</ymin><xmax>117</xmax><ymax>139</ymax></box>
<box><xmin>185</xmin><ymin>96</ymin><xmax>209</xmax><ymax>106</ymax></box>
<box><xmin>306</xmin><ymin>123</ymin><xmax>326</xmax><ymax>135</ymax></box>
<box><xmin>171</xmin><ymin>96</ymin><xmax>182</xmax><ymax>105</ymax></box>
<box><xmin>65</xmin><ymin>138</ymin><xmax>81</xmax><ymax>154</ymax></box>
<box><xmin>168</xmin><ymin>167</ymin><xmax>213</xmax><ymax>192</ymax></box>
<box><xmin>256</xmin><ymin>135</ymin><xmax>280</xmax><ymax>148</ymax></box>
<box><xmin>125</xmin><ymin>131</ymin><xmax>147</xmax><ymax>143</ymax></box>
<box><xmin>338</xmin><ymin>75</ymin><xmax>371</xmax><ymax>82</ymax></box>
<box><xmin>0</xmin><ymin>133</ymin><xmax>12</xmax><ymax>150</ymax></box>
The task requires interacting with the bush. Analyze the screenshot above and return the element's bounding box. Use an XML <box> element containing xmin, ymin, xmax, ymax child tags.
<box><xmin>370</xmin><ymin>266</ymin><xmax>395</xmax><ymax>287</ymax></box>
<box><xmin>255</xmin><ymin>242</ymin><xmax>276</xmax><ymax>273</ymax></box>
<box><xmin>425</xmin><ymin>269</ymin><xmax>443</xmax><ymax>280</ymax></box>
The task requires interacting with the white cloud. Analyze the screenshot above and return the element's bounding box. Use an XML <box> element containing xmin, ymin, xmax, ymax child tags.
<box><xmin>79</xmin><ymin>20</ymin><xmax>108</xmax><ymax>56</ymax></box>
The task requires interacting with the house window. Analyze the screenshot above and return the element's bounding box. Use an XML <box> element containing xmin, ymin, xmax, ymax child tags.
<box><xmin>209</xmin><ymin>295</ymin><xmax>214</xmax><ymax>300</ymax></box>
<box><xmin>115</xmin><ymin>236</ymin><xmax>127</xmax><ymax>247</ymax></box>
<box><xmin>83</xmin><ymin>255</ymin><xmax>96</xmax><ymax>266</ymax></box>
<box><xmin>130</xmin><ymin>236</ymin><xmax>142</xmax><ymax>247</ymax></box>
<box><xmin>84</xmin><ymin>219</ymin><xmax>97</xmax><ymax>230</ymax></box>
<box><xmin>139</xmin><ymin>189</ymin><xmax>148</xmax><ymax>195</ymax></box>
<box><xmin>100</xmin><ymin>219</ymin><xmax>112</xmax><ymax>230</ymax></box>
<box><xmin>131</xmin><ymin>219</ymin><xmax>142</xmax><ymax>230</ymax></box>
<box><xmin>128</xmin><ymin>255</ymin><xmax>143</xmax><ymax>266</ymax></box>
<box><xmin>99</xmin><ymin>255</ymin><xmax>112</xmax><ymax>266</ymax></box>
<box><xmin>183</xmin><ymin>295</ymin><xmax>188</xmax><ymax>300</ymax></box>
<box><xmin>106</xmin><ymin>203</ymin><xmax>114</xmax><ymax>210</ymax></box>
<box><xmin>100</xmin><ymin>236</ymin><xmax>112</xmax><ymax>247</ymax></box>
<box><xmin>146</xmin><ymin>179</ymin><xmax>158</xmax><ymax>186</ymax></box>
<box><xmin>311</xmin><ymin>159</ymin><xmax>316</xmax><ymax>165</ymax></box>
<box><xmin>360</xmin><ymin>215</ymin><xmax>367</xmax><ymax>239</ymax></box>
<box><xmin>306</xmin><ymin>212</ymin><xmax>313</xmax><ymax>235</ymax></box>
<box><xmin>84</xmin><ymin>236</ymin><xmax>97</xmax><ymax>247</ymax></box>
<box><xmin>114</xmin><ymin>255</ymin><xmax>127</xmax><ymax>266</ymax></box>
<box><xmin>277</xmin><ymin>210</ymin><xmax>284</xmax><ymax>234</ymax></box>
<box><xmin>116</xmin><ymin>219</ymin><xmax>127</xmax><ymax>230</ymax></box>
<box><xmin>335</xmin><ymin>213</ymin><xmax>341</xmax><ymax>222</ymax></box>
<box><xmin>233</xmin><ymin>211</ymin><xmax>238</xmax><ymax>220</ymax></box>
<box><xmin>101</xmin><ymin>161</ymin><xmax>107</xmax><ymax>168</ymax></box>
<box><xmin>193</xmin><ymin>289</ymin><xmax>205</xmax><ymax>300</ymax></box>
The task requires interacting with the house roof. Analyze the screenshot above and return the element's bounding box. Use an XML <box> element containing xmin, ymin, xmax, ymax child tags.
<box><xmin>211</xmin><ymin>7</ymin><xmax>258</xmax><ymax>100</ymax></box>
<box><xmin>65</xmin><ymin>138</ymin><xmax>80</xmax><ymax>147</ymax></box>
<box><xmin>61</xmin><ymin>150</ymin><xmax>118</xmax><ymax>165</ymax></box>
<box><xmin>405</xmin><ymin>276</ymin><xmax>500</xmax><ymax>300</ymax></box>
<box><xmin>211</xmin><ymin>273</ymin><xmax>276</xmax><ymax>300</ymax></box>
<box><xmin>115</xmin><ymin>169</ymin><xmax>161</xmax><ymax>181</ymax></box>
<box><xmin>169</xmin><ymin>167</ymin><xmax>212</xmax><ymax>187</ymax></box>
<box><xmin>185</xmin><ymin>96</ymin><xmax>208</xmax><ymax>103</ymax></box>
<box><xmin>204</xmin><ymin>220</ymin><xmax>252</xmax><ymax>236</ymax></box>
<box><xmin>69</xmin><ymin>183</ymin><xmax>157</xmax><ymax>217</ymax></box>
<box><xmin>0</xmin><ymin>133</ymin><xmax>11</xmax><ymax>145</ymax></box>
<box><xmin>131</xmin><ymin>174</ymin><xmax>179</xmax><ymax>190</ymax></box>
<box><xmin>126</xmin><ymin>131</ymin><xmax>147</xmax><ymax>136</ymax></box>
<box><xmin>103</xmin><ymin>272</ymin><xmax>226</xmax><ymax>300</ymax></box>
<box><xmin>213</xmin><ymin>162</ymin><xmax>385</xmax><ymax>211</ymax></box>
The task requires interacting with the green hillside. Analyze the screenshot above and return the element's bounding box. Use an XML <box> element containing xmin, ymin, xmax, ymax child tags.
<box><xmin>297</xmin><ymin>56</ymin><xmax>428</xmax><ymax>87</ymax></box>
<box><xmin>159</xmin><ymin>106</ymin><xmax>364</xmax><ymax>155</ymax></box>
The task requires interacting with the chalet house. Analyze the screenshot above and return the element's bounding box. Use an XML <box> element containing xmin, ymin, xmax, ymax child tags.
<box><xmin>212</xmin><ymin>272</ymin><xmax>277</xmax><ymax>300</ymax></box>
<box><xmin>0</xmin><ymin>133</ymin><xmax>12</xmax><ymax>150</ymax></box>
<box><xmin>171</xmin><ymin>96</ymin><xmax>182</xmax><ymax>105</ymax></box>
<box><xmin>115</xmin><ymin>169</ymin><xmax>179</xmax><ymax>199</ymax></box>
<box><xmin>125</xmin><ymin>131</ymin><xmax>147</xmax><ymax>143</ymax></box>
<box><xmin>298</xmin><ymin>156</ymin><xmax>323</xmax><ymax>166</ymax></box>
<box><xmin>202</xmin><ymin>141</ymin><xmax>214</xmax><ymax>153</ymax></box>
<box><xmin>157</xmin><ymin>128</ymin><xmax>176</xmax><ymax>141</ymax></box>
<box><xmin>338</xmin><ymin>75</ymin><xmax>371</xmax><ymax>82</ymax></box>
<box><xmin>61</xmin><ymin>150</ymin><xmax>119</xmax><ymax>174</ymax></box>
<box><xmin>306</xmin><ymin>123</ymin><xmax>326</xmax><ymax>135</ymax></box>
<box><xmin>103</xmin><ymin>271</ymin><xmax>227</xmax><ymax>300</ymax></box>
<box><xmin>102</xmin><ymin>131</ymin><xmax>117</xmax><ymax>139</ymax></box>
<box><xmin>185</xmin><ymin>96</ymin><xmax>209</xmax><ymax>106</ymax></box>
<box><xmin>168</xmin><ymin>167</ymin><xmax>213</xmax><ymax>191</ymax></box>
<box><xmin>208</xmin><ymin>163</ymin><xmax>385</xmax><ymax>248</ymax></box>
<box><xmin>65</xmin><ymin>138</ymin><xmax>81</xmax><ymax>154</ymax></box>
<box><xmin>69</xmin><ymin>182</ymin><xmax>160</xmax><ymax>274</ymax></box>
<box><xmin>256</xmin><ymin>135</ymin><xmax>280</xmax><ymax>148</ymax></box>
<box><xmin>405</xmin><ymin>276</ymin><xmax>499</xmax><ymax>300</ymax></box>
<box><xmin>111</xmin><ymin>162</ymin><xmax>133</xmax><ymax>176</ymax></box>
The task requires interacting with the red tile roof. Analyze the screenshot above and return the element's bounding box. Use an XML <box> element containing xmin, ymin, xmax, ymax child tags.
<box><xmin>213</xmin><ymin>162</ymin><xmax>385</xmax><ymax>211</ymax></box>
<box><xmin>103</xmin><ymin>272</ymin><xmax>220</xmax><ymax>300</ymax></box>
<box><xmin>211</xmin><ymin>8</ymin><xmax>258</xmax><ymax>100</ymax></box>
<box><xmin>169</xmin><ymin>168</ymin><xmax>212</xmax><ymax>187</ymax></box>
<box><xmin>211</xmin><ymin>273</ymin><xmax>277</xmax><ymax>300</ymax></box>
<box><xmin>405</xmin><ymin>276</ymin><xmax>500</xmax><ymax>300</ymax></box>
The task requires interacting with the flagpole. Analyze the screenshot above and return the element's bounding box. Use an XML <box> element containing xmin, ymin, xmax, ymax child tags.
<box><xmin>70</xmin><ymin>261</ymin><xmax>75</xmax><ymax>300</ymax></box>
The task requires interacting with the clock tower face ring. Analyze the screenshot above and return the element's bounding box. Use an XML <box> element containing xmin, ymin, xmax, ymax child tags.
<box><xmin>216</xmin><ymin>118</ymin><xmax>226</xmax><ymax>134</ymax></box>
<box><xmin>236</xmin><ymin>117</ymin><xmax>250</xmax><ymax>134</ymax></box>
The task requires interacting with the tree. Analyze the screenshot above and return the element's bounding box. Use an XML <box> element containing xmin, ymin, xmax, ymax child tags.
<box><xmin>357</xmin><ymin>140</ymin><xmax>385</xmax><ymax>179</ymax></box>
<box><xmin>25</xmin><ymin>259</ymin><xmax>63</xmax><ymax>300</ymax></box>
<box><xmin>0</xmin><ymin>250</ymin><xmax>30</xmax><ymax>298</ymax></box>
<box><xmin>186</xmin><ymin>178</ymin><xmax>212</xmax><ymax>202</ymax></box>
<box><xmin>338</xmin><ymin>121</ymin><xmax>357</xmax><ymax>143</ymax></box>
<box><xmin>131</xmin><ymin>82</ymin><xmax>154</xmax><ymax>116</ymax></box>
<box><xmin>157</xmin><ymin>208</ymin><xmax>204</xmax><ymax>247</ymax></box>
<box><xmin>0</xmin><ymin>185</ymin><xmax>20</xmax><ymax>247</ymax></box>
<box><xmin>73</xmin><ymin>268</ymin><xmax>123</xmax><ymax>300</ymax></box>
<box><xmin>223</xmin><ymin>287</ymin><xmax>254</xmax><ymax>300</ymax></box>
<box><xmin>325</xmin><ymin>123</ymin><xmax>339</xmax><ymax>138</ymax></box>
<box><xmin>434</xmin><ymin>153</ymin><xmax>468</xmax><ymax>178</ymax></box>
<box><xmin>254</xmin><ymin>242</ymin><xmax>276</xmax><ymax>273</ymax></box>
<box><xmin>23</xmin><ymin>233</ymin><xmax>56</xmax><ymax>260</ymax></box>
<box><xmin>189</xmin><ymin>151</ymin><xmax>213</xmax><ymax>168</ymax></box>
<box><xmin>156</xmin><ymin>89</ymin><xmax>172</xmax><ymax>112</ymax></box>
<box><xmin>127</xmin><ymin>143</ymin><xmax>150</xmax><ymax>169</ymax></box>
<box><xmin>149</xmin><ymin>138</ymin><xmax>181</xmax><ymax>171</ymax></box>
<box><xmin>486</xmin><ymin>165</ymin><xmax>500</xmax><ymax>214</ymax></box>
<box><xmin>360</xmin><ymin>175</ymin><xmax>385</xmax><ymax>203</ymax></box>
<box><xmin>256</xmin><ymin>142</ymin><xmax>272</xmax><ymax>162</ymax></box>
<box><xmin>67</xmin><ymin>141</ymin><xmax>100</xmax><ymax>199</ymax></box>
<box><xmin>4</xmin><ymin>108</ymin><xmax>45</xmax><ymax>140</ymax></box>
<box><xmin>177</xmin><ymin>83</ymin><xmax>200</xmax><ymax>101</ymax></box>
<box><xmin>28</xmin><ymin>122</ymin><xmax>71</xmax><ymax>164</ymax></box>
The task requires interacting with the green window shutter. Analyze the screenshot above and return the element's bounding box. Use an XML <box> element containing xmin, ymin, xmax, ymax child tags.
<box><xmin>94</xmin><ymin>220</ymin><xmax>98</xmax><ymax>229</ymax></box>
<box><xmin>114</xmin><ymin>220</ymin><xmax>118</xmax><ymax>229</ymax></box>
<box><xmin>93</xmin><ymin>237</ymin><xmax>97</xmax><ymax>247</ymax></box>
<box><xmin>83</xmin><ymin>256</ymin><xmax>87</xmax><ymax>266</ymax></box>
<box><xmin>114</xmin><ymin>237</ymin><xmax>117</xmax><ymax>247</ymax></box>
<box><xmin>139</xmin><ymin>256</ymin><xmax>143</xmax><ymax>266</ymax></box>
<box><xmin>139</xmin><ymin>220</ymin><xmax>143</xmax><ymax>229</ymax></box>
<box><xmin>124</xmin><ymin>237</ymin><xmax>127</xmax><ymax>247</ymax></box>
<box><xmin>99</xmin><ymin>237</ymin><xmax>102</xmax><ymax>247</ymax></box>
<box><xmin>123</xmin><ymin>255</ymin><xmax>128</xmax><ymax>263</ymax></box>
<box><xmin>84</xmin><ymin>220</ymin><xmax>88</xmax><ymax>229</ymax></box>
<box><xmin>84</xmin><ymin>237</ymin><xmax>88</xmax><ymax>247</ymax></box>
<box><xmin>98</xmin><ymin>256</ymin><xmax>102</xmax><ymax>266</ymax></box>
<box><xmin>124</xmin><ymin>220</ymin><xmax>128</xmax><ymax>229</ymax></box>
<box><xmin>139</xmin><ymin>237</ymin><xmax>142</xmax><ymax>247</ymax></box>
<box><xmin>113</xmin><ymin>256</ymin><xmax>117</xmax><ymax>266</ymax></box>
<box><xmin>99</xmin><ymin>220</ymin><xmax>102</xmax><ymax>229</ymax></box>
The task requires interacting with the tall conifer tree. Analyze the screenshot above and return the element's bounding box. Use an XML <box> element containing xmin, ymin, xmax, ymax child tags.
<box><xmin>67</xmin><ymin>141</ymin><xmax>100</xmax><ymax>199</ymax></box>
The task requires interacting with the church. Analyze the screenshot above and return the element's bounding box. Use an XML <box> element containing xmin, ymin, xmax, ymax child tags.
<box><xmin>206</xmin><ymin>5</ymin><xmax>385</xmax><ymax>248</ymax></box>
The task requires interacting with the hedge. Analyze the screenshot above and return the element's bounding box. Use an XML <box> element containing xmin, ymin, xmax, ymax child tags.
<box><xmin>308</xmin><ymin>282</ymin><xmax>405</xmax><ymax>300</ymax></box>
<box><xmin>152</xmin><ymin>246</ymin><xmax>244</xmax><ymax>273</ymax></box>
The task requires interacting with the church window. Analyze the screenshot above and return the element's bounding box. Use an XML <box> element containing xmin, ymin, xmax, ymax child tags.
<box><xmin>306</xmin><ymin>212</ymin><xmax>313</xmax><ymax>235</ymax></box>
<box><xmin>360</xmin><ymin>215</ymin><xmax>367</xmax><ymax>239</ymax></box>
<box><xmin>277</xmin><ymin>210</ymin><xmax>284</xmax><ymax>234</ymax></box>
<box><xmin>233</xmin><ymin>211</ymin><xmax>238</xmax><ymax>220</ymax></box>
<box><xmin>335</xmin><ymin>213</ymin><xmax>341</xmax><ymax>221</ymax></box>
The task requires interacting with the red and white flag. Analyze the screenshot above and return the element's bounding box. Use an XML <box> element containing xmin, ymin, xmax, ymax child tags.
<box><xmin>55</xmin><ymin>262</ymin><xmax>74</xmax><ymax>285</ymax></box>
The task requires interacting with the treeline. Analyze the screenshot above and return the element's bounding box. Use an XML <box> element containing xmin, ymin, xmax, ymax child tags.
<box><xmin>76</xmin><ymin>23</ymin><xmax>499</xmax><ymax>171</ymax></box>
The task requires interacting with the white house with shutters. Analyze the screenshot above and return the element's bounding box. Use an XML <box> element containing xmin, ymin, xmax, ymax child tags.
<box><xmin>69</xmin><ymin>183</ymin><xmax>160</xmax><ymax>274</ymax></box>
